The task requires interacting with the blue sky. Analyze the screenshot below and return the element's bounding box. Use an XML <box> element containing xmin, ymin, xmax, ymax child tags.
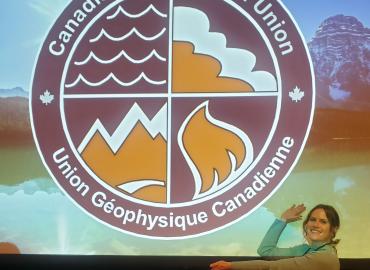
<box><xmin>1</xmin><ymin>0</ymin><xmax>369</xmax><ymax>90</ymax></box>
<box><xmin>283</xmin><ymin>0</ymin><xmax>370</xmax><ymax>40</ymax></box>
<box><xmin>0</xmin><ymin>0</ymin><xmax>69</xmax><ymax>90</ymax></box>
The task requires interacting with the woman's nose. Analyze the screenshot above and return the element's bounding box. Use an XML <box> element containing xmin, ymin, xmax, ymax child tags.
<box><xmin>310</xmin><ymin>220</ymin><xmax>320</xmax><ymax>227</ymax></box>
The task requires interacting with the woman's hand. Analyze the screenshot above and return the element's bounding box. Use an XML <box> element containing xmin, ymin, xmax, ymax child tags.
<box><xmin>210</xmin><ymin>260</ymin><xmax>232</xmax><ymax>270</ymax></box>
<box><xmin>280</xmin><ymin>204</ymin><xmax>306</xmax><ymax>223</ymax></box>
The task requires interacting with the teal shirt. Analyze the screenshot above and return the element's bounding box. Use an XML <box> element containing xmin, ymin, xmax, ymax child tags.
<box><xmin>230</xmin><ymin>219</ymin><xmax>339</xmax><ymax>269</ymax></box>
<box><xmin>257</xmin><ymin>219</ymin><xmax>334</xmax><ymax>257</ymax></box>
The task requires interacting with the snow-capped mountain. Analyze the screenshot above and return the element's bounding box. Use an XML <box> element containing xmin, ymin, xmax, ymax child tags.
<box><xmin>309</xmin><ymin>15</ymin><xmax>370</xmax><ymax>110</ymax></box>
<box><xmin>0</xmin><ymin>87</ymin><xmax>28</xmax><ymax>98</ymax></box>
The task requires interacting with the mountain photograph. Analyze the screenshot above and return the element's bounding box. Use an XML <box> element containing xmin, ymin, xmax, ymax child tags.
<box><xmin>0</xmin><ymin>87</ymin><xmax>48</xmax><ymax>185</ymax></box>
<box><xmin>309</xmin><ymin>15</ymin><xmax>370</xmax><ymax>111</ymax></box>
<box><xmin>1</xmin><ymin>0</ymin><xmax>370</xmax><ymax>257</ymax></box>
<box><xmin>304</xmin><ymin>15</ymin><xmax>370</xmax><ymax>159</ymax></box>
<box><xmin>1</xmin><ymin>14</ymin><xmax>369</xmax><ymax>185</ymax></box>
<box><xmin>264</xmin><ymin>15</ymin><xmax>370</xmax><ymax>259</ymax></box>
<box><xmin>0</xmin><ymin>87</ymin><xmax>31</xmax><ymax>146</ymax></box>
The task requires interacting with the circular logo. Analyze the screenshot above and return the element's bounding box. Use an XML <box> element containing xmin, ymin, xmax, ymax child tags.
<box><xmin>31</xmin><ymin>0</ymin><xmax>314</xmax><ymax>238</ymax></box>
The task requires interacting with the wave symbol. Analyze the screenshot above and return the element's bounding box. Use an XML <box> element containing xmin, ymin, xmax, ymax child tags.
<box><xmin>65</xmin><ymin>72</ymin><xmax>166</xmax><ymax>88</ymax></box>
<box><xmin>107</xmin><ymin>4</ymin><xmax>167</xmax><ymax>19</ymax></box>
<box><xmin>90</xmin><ymin>27</ymin><xmax>166</xmax><ymax>43</ymax></box>
<box><xmin>74</xmin><ymin>49</ymin><xmax>166</xmax><ymax>66</ymax></box>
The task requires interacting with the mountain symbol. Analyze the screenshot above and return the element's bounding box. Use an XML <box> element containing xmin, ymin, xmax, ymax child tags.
<box><xmin>78</xmin><ymin>102</ymin><xmax>167</xmax><ymax>153</ymax></box>
<box><xmin>78</xmin><ymin>103</ymin><xmax>168</xmax><ymax>203</ymax></box>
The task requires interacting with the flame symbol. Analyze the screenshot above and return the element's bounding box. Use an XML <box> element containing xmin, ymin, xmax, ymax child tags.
<box><xmin>178</xmin><ymin>101</ymin><xmax>253</xmax><ymax>199</ymax></box>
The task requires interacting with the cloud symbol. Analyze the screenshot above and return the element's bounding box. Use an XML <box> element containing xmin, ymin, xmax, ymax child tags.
<box><xmin>173</xmin><ymin>7</ymin><xmax>277</xmax><ymax>92</ymax></box>
<box><xmin>172</xmin><ymin>42</ymin><xmax>253</xmax><ymax>92</ymax></box>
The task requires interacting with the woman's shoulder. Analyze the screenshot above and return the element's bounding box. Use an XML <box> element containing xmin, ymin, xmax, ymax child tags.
<box><xmin>312</xmin><ymin>243</ymin><xmax>338</xmax><ymax>255</ymax></box>
<box><xmin>306</xmin><ymin>248</ymin><xmax>340</xmax><ymax>269</ymax></box>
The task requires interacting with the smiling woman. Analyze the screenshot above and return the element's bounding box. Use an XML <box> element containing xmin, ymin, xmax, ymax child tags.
<box><xmin>210</xmin><ymin>204</ymin><xmax>341</xmax><ymax>270</ymax></box>
<box><xmin>303</xmin><ymin>204</ymin><xmax>340</xmax><ymax>247</ymax></box>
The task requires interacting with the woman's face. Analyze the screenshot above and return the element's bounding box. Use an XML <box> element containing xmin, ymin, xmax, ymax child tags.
<box><xmin>305</xmin><ymin>208</ymin><xmax>333</xmax><ymax>244</ymax></box>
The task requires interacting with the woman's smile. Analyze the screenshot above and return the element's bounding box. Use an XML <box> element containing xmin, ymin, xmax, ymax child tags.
<box><xmin>306</xmin><ymin>208</ymin><xmax>332</xmax><ymax>244</ymax></box>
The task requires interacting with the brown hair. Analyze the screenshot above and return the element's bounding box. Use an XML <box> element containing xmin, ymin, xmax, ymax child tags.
<box><xmin>303</xmin><ymin>204</ymin><xmax>340</xmax><ymax>246</ymax></box>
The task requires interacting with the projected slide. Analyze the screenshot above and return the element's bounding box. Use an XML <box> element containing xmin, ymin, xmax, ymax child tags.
<box><xmin>0</xmin><ymin>0</ymin><xmax>369</xmax><ymax>258</ymax></box>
